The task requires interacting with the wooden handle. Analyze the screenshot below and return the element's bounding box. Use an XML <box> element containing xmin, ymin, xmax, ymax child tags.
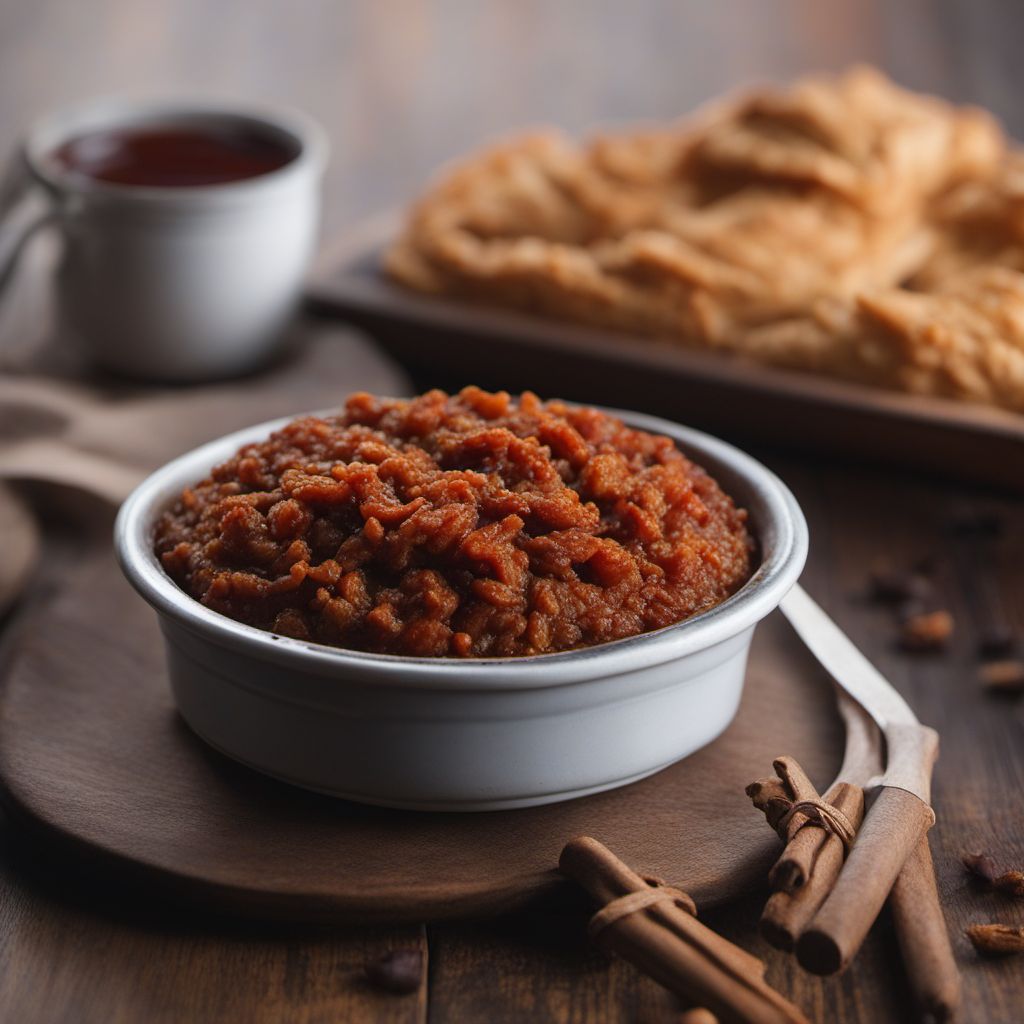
<box><xmin>0</xmin><ymin>439</ymin><xmax>144</xmax><ymax>505</ymax></box>
<box><xmin>889</xmin><ymin>836</ymin><xmax>961</xmax><ymax>1023</ymax></box>
<box><xmin>796</xmin><ymin>785</ymin><xmax>934</xmax><ymax>974</ymax></box>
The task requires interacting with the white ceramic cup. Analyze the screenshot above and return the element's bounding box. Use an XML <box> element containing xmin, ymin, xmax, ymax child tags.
<box><xmin>0</xmin><ymin>98</ymin><xmax>327</xmax><ymax>380</ymax></box>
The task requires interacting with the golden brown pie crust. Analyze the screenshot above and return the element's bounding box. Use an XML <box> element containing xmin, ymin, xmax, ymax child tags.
<box><xmin>388</xmin><ymin>68</ymin><xmax>1024</xmax><ymax>413</ymax></box>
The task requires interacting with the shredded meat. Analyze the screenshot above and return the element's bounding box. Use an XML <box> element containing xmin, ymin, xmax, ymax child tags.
<box><xmin>154</xmin><ymin>388</ymin><xmax>753</xmax><ymax>658</ymax></box>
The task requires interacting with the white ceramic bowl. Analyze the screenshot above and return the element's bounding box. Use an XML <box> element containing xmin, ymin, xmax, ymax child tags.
<box><xmin>115</xmin><ymin>407</ymin><xmax>807</xmax><ymax>811</ymax></box>
<box><xmin>9</xmin><ymin>97</ymin><xmax>326</xmax><ymax>381</ymax></box>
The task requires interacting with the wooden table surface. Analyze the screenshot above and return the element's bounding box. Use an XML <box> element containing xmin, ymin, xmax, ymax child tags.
<box><xmin>1</xmin><ymin>2</ymin><xmax>1022</xmax><ymax>1022</ymax></box>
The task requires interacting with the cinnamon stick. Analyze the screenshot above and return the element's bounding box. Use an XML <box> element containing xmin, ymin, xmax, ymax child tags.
<box><xmin>889</xmin><ymin>837</ymin><xmax>961</xmax><ymax>1022</ymax></box>
<box><xmin>769</xmin><ymin>783</ymin><xmax>862</xmax><ymax>893</ymax></box>
<box><xmin>836</xmin><ymin>695</ymin><xmax>961</xmax><ymax>1021</ymax></box>
<box><xmin>559</xmin><ymin>836</ymin><xmax>809</xmax><ymax>1024</ymax></box>
<box><xmin>798</xmin><ymin>783</ymin><xmax>937</xmax><ymax>975</ymax></box>
<box><xmin>747</xmin><ymin>758</ymin><xmax>866</xmax><ymax>951</ymax></box>
<box><xmin>679</xmin><ymin>1010</ymin><xmax>719</xmax><ymax>1024</ymax></box>
<box><xmin>760</xmin><ymin>783</ymin><xmax>865</xmax><ymax>951</ymax></box>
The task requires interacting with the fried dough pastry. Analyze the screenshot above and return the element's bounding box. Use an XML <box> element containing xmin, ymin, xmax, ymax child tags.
<box><xmin>388</xmin><ymin>67</ymin><xmax>1024</xmax><ymax>413</ymax></box>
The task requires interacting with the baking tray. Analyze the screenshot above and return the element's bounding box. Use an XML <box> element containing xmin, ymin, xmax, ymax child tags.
<box><xmin>308</xmin><ymin>213</ymin><xmax>1024</xmax><ymax>492</ymax></box>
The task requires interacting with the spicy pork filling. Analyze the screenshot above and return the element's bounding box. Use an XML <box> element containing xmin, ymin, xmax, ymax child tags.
<box><xmin>154</xmin><ymin>388</ymin><xmax>753</xmax><ymax>658</ymax></box>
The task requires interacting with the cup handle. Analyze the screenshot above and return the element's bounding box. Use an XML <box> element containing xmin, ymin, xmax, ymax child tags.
<box><xmin>0</xmin><ymin>154</ymin><xmax>58</xmax><ymax>303</ymax></box>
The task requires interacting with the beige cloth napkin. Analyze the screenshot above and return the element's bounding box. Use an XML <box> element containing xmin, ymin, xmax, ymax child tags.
<box><xmin>0</xmin><ymin>320</ymin><xmax>411</xmax><ymax>610</ymax></box>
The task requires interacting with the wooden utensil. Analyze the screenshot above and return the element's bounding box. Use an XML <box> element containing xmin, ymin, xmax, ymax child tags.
<box><xmin>778</xmin><ymin>586</ymin><xmax>960</xmax><ymax>1021</ymax></box>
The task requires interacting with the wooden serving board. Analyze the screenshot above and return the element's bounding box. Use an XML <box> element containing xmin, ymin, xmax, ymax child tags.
<box><xmin>308</xmin><ymin>215</ymin><xmax>1024</xmax><ymax>492</ymax></box>
<box><xmin>0</xmin><ymin>553</ymin><xmax>843</xmax><ymax>925</ymax></box>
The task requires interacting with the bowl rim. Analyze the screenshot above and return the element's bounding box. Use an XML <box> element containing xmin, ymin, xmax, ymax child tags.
<box><xmin>114</xmin><ymin>403</ymin><xmax>808</xmax><ymax>689</ymax></box>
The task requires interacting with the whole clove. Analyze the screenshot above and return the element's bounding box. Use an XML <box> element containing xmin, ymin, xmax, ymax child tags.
<box><xmin>962</xmin><ymin>852</ymin><xmax>999</xmax><ymax>885</ymax></box>
<box><xmin>979</xmin><ymin>660</ymin><xmax>1024</xmax><ymax>694</ymax></box>
<box><xmin>962</xmin><ymin>852</ymin><xmax>1024</xmax><ymax>897</ymax></box>
<box><xmin>966</xmin><ymin>924</ymin><xmax>1024</xmax><ymax>957</ymax></box>
<box><xmin>995</xmin><ymin>871</ymin><xmax>1024</xmax><ymax>897</ymax></box>
<box><xmin>900</xmin><ymin>610</ymin><xmax>954</xmax><ymax>652</ymax></box>
<box><xmin>364</xmin><ymin>948</ymin><xmax>424</xmax><ymax>994</ymax></box>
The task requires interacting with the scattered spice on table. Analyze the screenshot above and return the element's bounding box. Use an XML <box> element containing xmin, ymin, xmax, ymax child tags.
<box><xmin>963</xmin><ymin>852</ymin><xmax>1024</xmax><ymax>897</ymax></box>
<box><xmin>962</xmin><ymin>852</ymin><xmax>999</xmax><ymax>885</ymax></box>
<box><xmin>364</xmin><ymin>948</ymin><xmax>423</xmax><ymax>993</ymax></box>
<box><xmin>966</xmin><ymin>924</ymin><xmax>1024</xmax><ymax>956</ymax></box>
<box><xmin>978</xmin><ymin>659</ymin><xmax>1024</xmax><ymax>694</ymax></box>
<box><xmin>863</xmin><ymin>560</ymin><xmax>959</xmax><ymax>654</ymax></box>
<box><xmin>899</xmin><ymin>610</ymin><xmax>955</xmax><ymax>652</ymax></box>
<box><xmin>996</xmin><ymin>872</ymin><xmax>1024</xmax><ymax>897</ymax></box>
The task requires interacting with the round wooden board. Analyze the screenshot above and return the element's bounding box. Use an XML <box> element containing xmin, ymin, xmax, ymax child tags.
<box><xmin>0</xmin><ymin>485</ymin><xmax>39</xmax><ymax>617</ymax></box>
<box><xmin>0</xmin><ymin>553</ymin><xmax>843</xmax><ymax>924</ymax></box>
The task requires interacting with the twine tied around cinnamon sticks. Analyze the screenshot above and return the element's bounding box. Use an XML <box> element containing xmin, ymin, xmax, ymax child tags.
<box><xmin>746</xmin><ymin>756</ymin><xmax>866</xmax><ymax>950</ymax></box>
<box><xmin>778</xmin><ymin>797</ymin><xmax>858</xmax><ymax>852</ymax></box>
<box><xmin>588</xmin><ymin>878</ymin><xmax>697</xmax><ymax>942</ymax></box>
<box><xmin>560</xmin><ymin>836</ymin><xmax>810</xmax><ymax>1024</ymax></box>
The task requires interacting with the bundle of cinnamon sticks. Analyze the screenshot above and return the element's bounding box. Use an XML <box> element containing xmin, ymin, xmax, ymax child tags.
<box><xmin>559</xmin><ymin>836</ymin><xmax>809</xmax><ymax>1024</ymax></box>
<box><xmin>746</xmin><ymin>756</ymin><xmax>865</xmax><ymax>951</ymax></box>
<box><xmin>746</xmin><ymin>752</ymin><xmax>960</xmax><ymax>1023</ymax></box>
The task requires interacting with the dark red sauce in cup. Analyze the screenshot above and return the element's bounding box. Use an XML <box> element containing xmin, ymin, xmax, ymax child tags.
<box><xmin>52</xmin><ymin>123</ymin><xmax>297</xmax><ymax>188</ymax></box>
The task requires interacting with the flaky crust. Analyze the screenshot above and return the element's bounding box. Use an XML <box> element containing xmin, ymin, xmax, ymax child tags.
<box><xmin>388</xmin><ymin>67</ymin><xmax>1024</xmax><ymax>413</ymax></box>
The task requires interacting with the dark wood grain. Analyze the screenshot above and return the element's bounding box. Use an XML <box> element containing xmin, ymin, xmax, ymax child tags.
<box><xmin>2</xmin><ymin>2</ymin><xmax>1024</xmax><ymax>1022</ymax></box>
<box><xmin>424</xmin><ymin>909</ymin><xmax>685</xmax><ymax>1024</ymax></box>
<box><xmin>0</xmin><ymin>552</ymin><xmax>842</xmax><ymax>923</ymax></box>
<box><xmin>0</xmin><ymin>827</ymin><xmax>428</xmax><ymax>1024</ymax></box>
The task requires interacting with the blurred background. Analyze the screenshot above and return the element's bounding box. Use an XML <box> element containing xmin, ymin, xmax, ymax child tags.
<box><xmin>5</xmin><ymin>0</ymin><xmax>1022</xmax><ymax>231</ymax></box>
<box><xmin>2</xmin><ymin>0</ymin><xmax>1020</xmax><ymax>305</ymax></box>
